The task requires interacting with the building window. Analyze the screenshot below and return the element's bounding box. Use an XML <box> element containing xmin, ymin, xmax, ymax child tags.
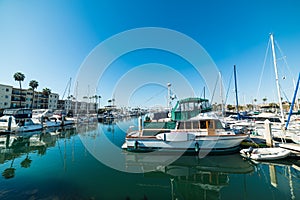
<box><xmin>6</xmin><ymin>88</ymin><xmax>9</xmax><ymax>92</ymax></box>
<box><xmin>4</xmin><ymin>102</ymin><xmax>7</xmax><ymax>106</ymax></box>
<box><xmin>5</xmin><ymin>95</ymin><xmax>8</xmax><ymax>98</ymax></box>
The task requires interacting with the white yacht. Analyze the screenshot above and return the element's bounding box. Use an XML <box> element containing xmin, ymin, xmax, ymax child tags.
<box><xmin>122</xmin><ymin>112</ymin><xmax>248</xmax><ymax>154</ymax></box>
<box><xmin>49</xmin><ymin>114</ymin><xmax>75</xmax><ymax>126</ymax></box>
<box><xmin>32</xmin><ymin>109</ymin><xmax>61</xmax><ymax>128</ymax></box>
<box><xmin>0</xmin><ymin>109</ymin><xmax>43</xmax><ymax>133</ymax></box>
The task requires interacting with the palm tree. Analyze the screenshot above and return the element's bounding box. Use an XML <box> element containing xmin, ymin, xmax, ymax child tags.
<box><xmin>262</xmin><ymin>97</ymin><xmax>267</xmax><ymax>104</ymax></box>
<box><xmin>13</xmin><ymin>72</ymin><xmax>25</xmax><ymax>108</ymax></box>
<box><xmin>42</xmin><ymin>88</ymin><xmax>51</xmax><ymax>96</ymax></box>
<box><xmin>20</xmin><ymin>154</ymin><xmax>32</xmax><ymax>168</ymax></box>
<box><xmin>253</xmin><ymin>98</ymin><xmax>257</xmax><ymax>110</ymax></box>
<box><xmin>2</xmin><ymin>157</ymin><xmax>16</xmax><ymax>179</ymax></box>
<box><xmin>29</xmin><ymin>80</ymin><xmax>39</xmax><ymax>108</ymax></box>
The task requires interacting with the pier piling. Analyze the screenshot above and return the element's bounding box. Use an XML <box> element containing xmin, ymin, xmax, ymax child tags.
<box><xmin>264</xmin><ymin>119</ymin><xmax>273</xmax><ymax>147</ymax></box>
<box><xmin>7</xmin><ymin>116</ymin><xmax>12</xmax><ymax>132</ymax></box>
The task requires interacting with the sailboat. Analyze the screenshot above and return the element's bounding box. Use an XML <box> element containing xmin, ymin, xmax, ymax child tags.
<box><xmin>221</xmin><ymin>66</ymin><xmax>254</xmax><ymax>133</ymax></box>
<box><xmin>252</xmin><ymin>33</ymin><xmax>295</xmax><ymax>140</ymax></box>
<box><xmin>240</xmin><ymin>34</ymin><xmax>296</xmax><ymax>160</ymax></box>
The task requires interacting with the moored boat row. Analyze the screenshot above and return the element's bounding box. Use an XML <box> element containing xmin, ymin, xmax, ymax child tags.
<box><xmin>0</xmin><ymin>108</ymin><xmax>76</xmax><ymax>134</ymax></box>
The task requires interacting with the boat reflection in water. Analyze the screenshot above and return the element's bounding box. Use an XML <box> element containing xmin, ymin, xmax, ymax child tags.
<box><xmin>1</xmin><ymin>119</ymin><xmax>300</xmax><ymax>199</ymax></box>
<box><xmin>0</xmin><ymin>126</ymin><xmax>77</xmax><ymax>179</ymax></box>
<box><xmin>124</xmin><ymin>152</ymin><xmax>254</xmax><ymax>199</ymax></box>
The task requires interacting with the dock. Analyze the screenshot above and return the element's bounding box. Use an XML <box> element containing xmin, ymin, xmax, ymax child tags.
<box><xmin>278</xmin><ymin>143</ymin><xmax>300</xmax><ymax>157</ymax></box>
<box><xmin>246</xmin><ymin>134</ymin><xmax>300</xmax><ymax>158</ymax></box>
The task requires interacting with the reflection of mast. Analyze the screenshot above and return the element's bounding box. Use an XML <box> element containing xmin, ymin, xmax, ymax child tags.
<box><xmin>170</xmin><ymin>178</ymin><xmax>175</xmax><ymax>200</ymax></box>
<box><xmin>72</xmin><ymin>134</ymin><xmax>75</xmax><ymax>162</ymax></box>
<box><xmin>288</xmin><ymin>166</ymin><xmax>295</xmax><ymax>200</ymax></box>
<box><xmin>64</xmin><ymin>135</ymin><xmax>67</xmax><ymax>172</ymax></box>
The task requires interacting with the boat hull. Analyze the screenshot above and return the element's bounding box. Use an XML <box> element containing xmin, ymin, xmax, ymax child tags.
<box><xmin>240</xmin><ymin>147</ymin><xmax>291</xmax><ymax>161</ymax></box>
<box><xmin>123</xmin><ymin>134</ymin><xmax>248</xmax><ymax>154</ymax></box>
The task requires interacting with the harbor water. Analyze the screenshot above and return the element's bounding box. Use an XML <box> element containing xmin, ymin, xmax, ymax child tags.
<box><xmin>1</xmin><ymin>118</ymin><xmax>300</xmax><ymax>200</ymax></box>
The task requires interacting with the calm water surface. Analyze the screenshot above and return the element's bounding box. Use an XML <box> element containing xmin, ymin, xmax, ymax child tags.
<box><xmin>1</xmin><ymin>118</ymin><xmax>300</xmax><ymax>200</ymax></box>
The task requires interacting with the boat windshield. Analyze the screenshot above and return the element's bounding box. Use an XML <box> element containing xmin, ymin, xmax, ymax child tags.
<box><xmin>215</xmin><ymin>120</ymin><xmax>224</xmax><ymax>129</ymax></box>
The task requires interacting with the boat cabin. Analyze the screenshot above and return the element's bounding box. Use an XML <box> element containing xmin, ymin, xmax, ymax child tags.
<box><xmin>171</xmin><ymin>97</ymin><xmax>212</xmax><ymax>121</ymax></box>
<box><xmin>177</xmin><ymin>119</ymin><xmax>223</xmax><ymax>130</ymax></box>
<box><xmin>3</xmin><ymin>108</ymin><xmax>32</xmax><ymax>119</ymax></box>
<box><xmin>177</xmin><ymin>119</ymin><xmax>224</xmax><ymax>135</ymax></box>
<box><xmin>139</xmin><ymin>118</ymin><xmax>225</xmax><ymax>137</ymax></box>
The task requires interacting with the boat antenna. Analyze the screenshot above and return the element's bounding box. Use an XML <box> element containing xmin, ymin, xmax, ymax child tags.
<box><xmin>167</xmin><ymin>83</ymin><xmax>172</xmax><ymax>112</ymax></box>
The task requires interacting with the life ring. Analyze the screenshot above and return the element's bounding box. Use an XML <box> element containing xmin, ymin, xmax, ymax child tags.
<box><xmin>168</xmin><ymin>112</ymin><xmax>171</xmax><ymax>118</ymax></box>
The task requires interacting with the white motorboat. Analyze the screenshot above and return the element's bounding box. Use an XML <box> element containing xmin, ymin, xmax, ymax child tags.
<box><xmin>122</xmin><ymin>112</ymin><xmax>248</xmax><ymax>154</ymax></box>
<box><xmin>240</xmin><ymin>147</ymin><xmax>291</xmax><ymax>161</ymax></box>
<box><xmin>49</xmin><ymin>115</ymin><xmax>75</xmax><ymax>126</ymax></box>
<box><xmin>290</xmin><ymin>131</ymin><xmax>300</xmax><ymax>144</ymax></box>
<box><xmin>0</xmin><ymin>109</ymin><xmax>43</xmax><ymax>133</ymax></box>
<box><xmin>32</xmin><ymin>109</ymin><xmax>61</xmax><ymax>127</ymax></box>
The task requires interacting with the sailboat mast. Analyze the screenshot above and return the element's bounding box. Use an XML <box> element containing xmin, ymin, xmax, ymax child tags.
<box><xmin>234</xmin><ymin>65</ymin><xmax>240</xmax><ymax>119</ymax></box>
<box><xmin>270</xmin><ymin>33</ymin><xmax>285</xmax><ymax>123</ymax></box>
<box><xmin>219</xmin><ymin>71</ymin><xmax>224</xmax><ymax>117</ymax></box>
<box><xmin>285</xmin><ymin>72</ymin><xmax>300</xmax><ymax>129</ymax></box>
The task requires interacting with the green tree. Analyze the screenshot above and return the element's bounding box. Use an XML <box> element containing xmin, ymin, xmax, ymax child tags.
<box><xmin>246</xmin><ymin>104</ymin><xmax>253</xmax><ymax>111</ymax></box>
<box><xmin>253</xmin><ymin>98</ymin><xmax>258</xmax><ymax>110</ymax></box>
<box><xmin>227</xmin><ymin>104</ymin><xmax>235</xmax><ymax>111</ymax></box>
<box><xmin>2</xmin><ymin>158</ymin><xmax>15</xmax><ymax>179</ymax></box>
<box><xmin>42</xmin><ymin>88</ymin><xmax>51</xmax><ymax>96</ymax></box>
<box><xmin>262</xmin><ymin>97</ymin><xmax>267</xmax><ymax>104</ymax></box>
<box><xmin>29</xmin><ymin>80</ymin><xmax>39</xmax><ymax>108</ymax></box>
<box><xmin>20</xmin><ymin>154</ymin><xmax>32</xmax><ymax>168</ymax></box>
<box><xmin>13</xmin><ymin>72</ymin><xmax>25</xmax><ymax>108</ymax></box>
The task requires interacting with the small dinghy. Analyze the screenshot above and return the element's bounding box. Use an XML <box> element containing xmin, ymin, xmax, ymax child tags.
<box><xmin>240</xmin><ymin>147</ymin><xmax>291</xmax><ymax>161</ymax></box>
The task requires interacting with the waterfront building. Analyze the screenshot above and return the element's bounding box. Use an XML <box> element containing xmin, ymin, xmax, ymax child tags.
<box><xmin>11</xmin><ymin>88</ymin><xmax>27</xmax><ymax>108</ymax></box>
<box><xmin>57</xmin><ymin>100</ymin><xmax>97</xmax><ymax>115</ymax></box>
<box><xmin>0</xmin><ymin>84</ymin><xmax>13</xmax><ymax>109</ymax></box>
<box><xmin>0</xmin><ymin>83</ymin><xmax>59</xmax><ymax>110</ymax></box>
<box><xmin>48</xmin><ymin>93</ymin><xmax>59</xmax><ymax>110</ymax></box>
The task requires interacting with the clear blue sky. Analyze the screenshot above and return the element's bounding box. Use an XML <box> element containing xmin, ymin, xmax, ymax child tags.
<box><xmin>1</xmin><ymin>0</ymin><xmax>300</xmax><ymax>107</ymax></box>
